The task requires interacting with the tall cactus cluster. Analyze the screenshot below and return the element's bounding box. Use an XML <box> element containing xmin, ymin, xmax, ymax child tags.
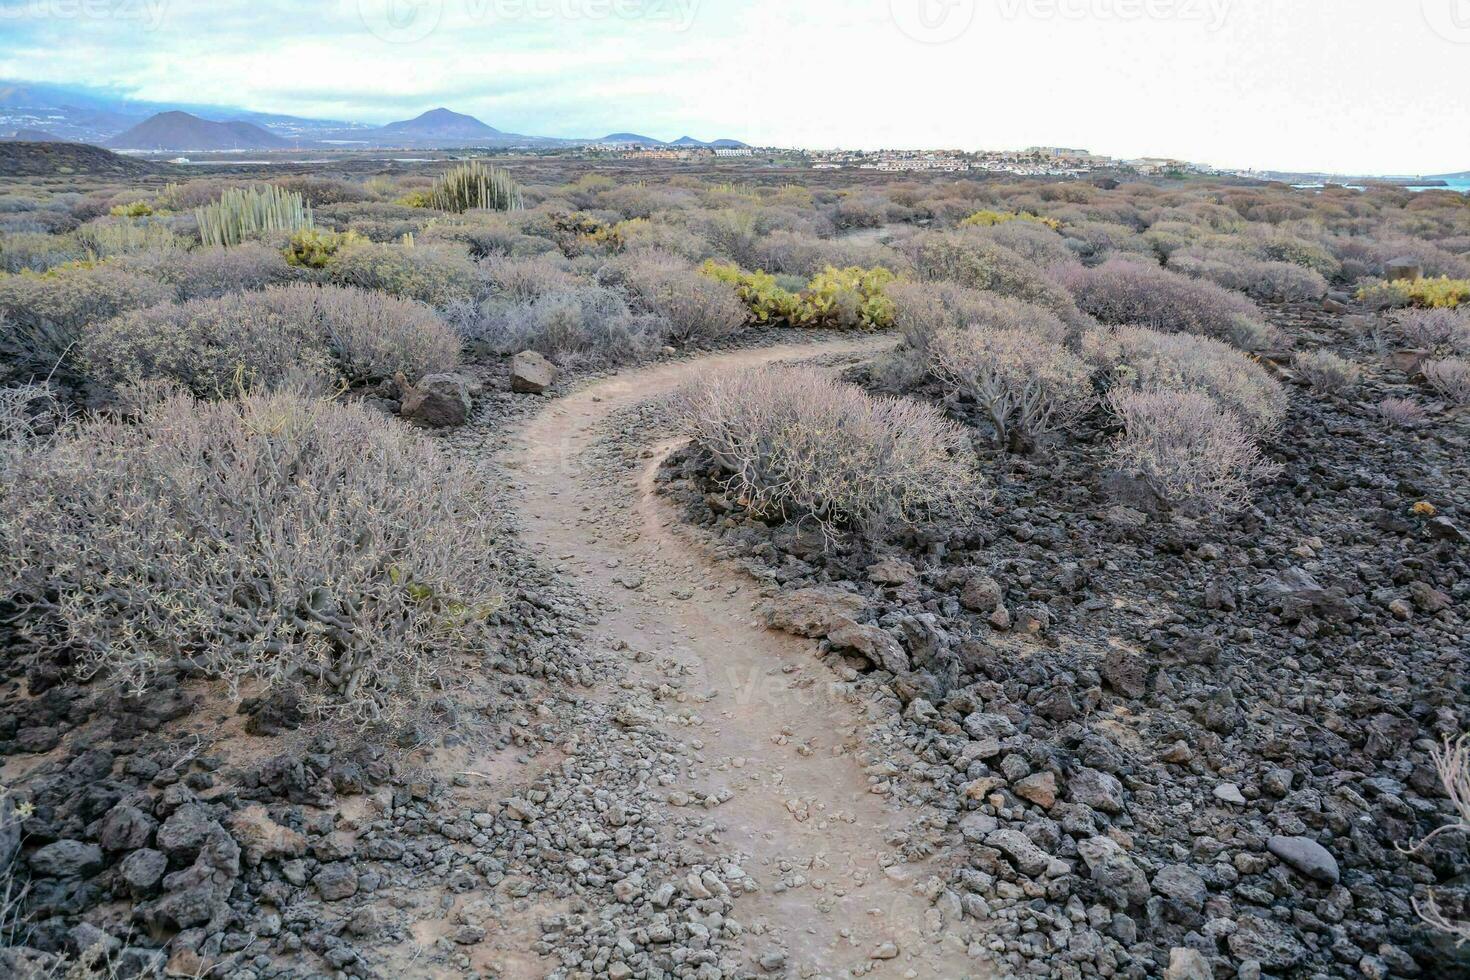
<box><xmin>196</xmin><ymin>184</ymin><xmax>314</xmax><ymax>248</ymax></box>
<box><xmin>428</xmin><ymin>161</ymin><xmax>524</xmax><ymax>213</ymax></box>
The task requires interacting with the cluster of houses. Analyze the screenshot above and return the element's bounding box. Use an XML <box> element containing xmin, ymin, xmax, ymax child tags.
<box><xmin>806</xmin><ymin>145</ymin><xmax>1224</xmax><ymax>178</ymax></box>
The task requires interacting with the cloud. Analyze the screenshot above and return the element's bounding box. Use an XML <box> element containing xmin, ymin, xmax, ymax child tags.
<box><xmin>0</xmin><ymin>0</ymin><xmax>1466</xmax><ymax>170</ymax></box>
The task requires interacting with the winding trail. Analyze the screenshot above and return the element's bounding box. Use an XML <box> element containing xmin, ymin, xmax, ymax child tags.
<box><xmin>500</xmin><ymin>336</ymin><xmax>984</xmax><ymax>978</ymax></box>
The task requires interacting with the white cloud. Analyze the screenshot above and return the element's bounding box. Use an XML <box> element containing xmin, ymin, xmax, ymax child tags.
<box><xmin>0</xmin><ymin>0</ymin><xmax>1466</xmax><ymax>171</ymax></box>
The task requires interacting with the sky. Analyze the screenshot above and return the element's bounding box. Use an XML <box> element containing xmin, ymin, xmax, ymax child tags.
<box><xmin>0</xmin><ymin>0</ymin><xmax>1467</xmax><ymax>174</ymax></box>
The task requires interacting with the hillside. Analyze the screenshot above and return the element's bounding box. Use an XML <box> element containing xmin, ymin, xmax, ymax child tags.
<box><xmin>0</xmin><ymin>140</ymin><xmax>157</xmax><ymax>176</ymax></box>
<box><xmin>106</xmin><ymin>110</ymin><xmax>291</xmax><ymax>151</ymax></box>
<box><xmin>3</xmin><ymin>127</ymin><xmax>63</xmax><ymax>141</ymax></box>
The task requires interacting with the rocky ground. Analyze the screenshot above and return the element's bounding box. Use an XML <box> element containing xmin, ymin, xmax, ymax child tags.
<box><xmin>2</xmin><ymin>303</ymin><xmax>1465</xmax><ymax>979</ymax></box>
<box><xmin>653</xmin><ymin>301</ymin><xmax>1469</xmax><ymax>979</ymax></box>
<box><xmin>2</xmin><ymin>330</ymin><xmax>986</xmax><ymax>979</ymax></box>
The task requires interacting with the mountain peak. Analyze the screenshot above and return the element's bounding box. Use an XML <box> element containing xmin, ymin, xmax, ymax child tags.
<box><xmin>105</xmin><ymin>110</ymin><xmax>289</xmax><ymax>151</ymax></box>
<box><xmin>380</xmin><ymin>108</ymin><xmax>502</xmax><ymax>137</ymax></box>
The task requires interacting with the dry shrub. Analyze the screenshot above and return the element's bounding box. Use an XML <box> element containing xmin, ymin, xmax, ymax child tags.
<box><xmin>1060</xmin><ymin>257</ymin><xmax>1276</xmax><ymax>349</ymax></box>
<box><xmin>479</xmin><ymin>254</ymin><xmax>582</xmax><ymax>302</ymax></box>
<box><xmin>1424</xmin><ymin>357</ymin><xmax>1470</xmax><ymax>405</ymax></box>
<box><xmin>1108</xmin><ymin>388</ymin><xmax>1281</xmax><ymax>512</ymax></box>
<box><xmin>1377</xmin><ymin>397</ymin><xmax>1426</xmax><ymax>428</ymax></box>
<box><xmin>674</xmin><ymin>365</ymin><xmax>982</xmax><ymax>539</ymax></box>
<box><xmin>118</xmin><ymin>242</ymin><xmax>297</xmax><ymax>300</ymax></box>
<box><xmin>0</xmin><ymin>391</ymin><xmax>500</xmax><ymax>721</ymax></box>
<box><xmin>83</xmin><ymin>284</ymin><xmax>458</xmax><ymax>396</ymax></box>
<box><xmin>1292</xmin><ymin>349</ymin><xmax>1361</xmax><ymax>394</ymax></box>
<box><xmin>610</xmin><ymin>255</ymin><xmax>746</xmax><ymax>345</ymax></box>
<box><xmin>926</xmin><ymin>327</ymin><xmax>1095</xmax><ymax>447</ymax></box>
<box><xmin>1170</xmin><ymin>248</ymin><xmax>1328</xmax><ymax>302</ymax></box>
<box><xmin>888</xmin><ymin>280</ymin><xmax>1069</xmax><ymax>350</ymax></box>
<box><xmin>327</xmin><ymin>241</ymin><xmax>480</xmax><ymax>306</ymax></box>
<box><xmin>463</xmin><ymin>284</ymin><xmax>665</xmax><ymax>365</ymax></box>
<box><xmin>1390</xmin><ymin>308</ymin><xmax>1470</xmax><ymax>352</ymax></box>
<box><xmin>0</xmin><ymin>231</ymin><xmax>85</xmax><ymax>273</ymax></box>
<box><xmin>906</xmin><ymin>231</ymin><xmax>1077</xmax><ymax>316</ymax></box>
<box><xmin>1082</xmin><ymin>325</ymin><xmax>1287</xmax><ymax>435</ymax></box>
<box><xmin>0</xmin><ymin>263</ymin><xmax>172</xmax><ymax>383</ymax></box>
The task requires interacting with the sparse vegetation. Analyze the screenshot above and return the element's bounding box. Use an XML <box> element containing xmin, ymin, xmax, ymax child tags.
<box><xmin>674</xmin><ymin>364</ymin><xmax>982</xmax><ymax>539</ymax></box>
<box><xmin>0</xmin><ymin>390</ymin><xmax>501</xmax><ymax>721</ymax></box>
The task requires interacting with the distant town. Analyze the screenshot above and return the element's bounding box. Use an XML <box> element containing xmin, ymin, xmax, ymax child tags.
<box><xmin>596</xmin><ymin>141</ymin><xmax>1291</xmax><ymax>183</ymax></box>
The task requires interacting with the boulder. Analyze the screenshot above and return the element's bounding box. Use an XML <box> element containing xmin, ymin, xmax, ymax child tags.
<box><xmin>98</xmin><ymin>803</ymin><xmax>156</xmax><ymax>852</ymax></box>
<box><xmin>1267</xmin><ymin>835</ymin><xmax>1340</xmax><ymax>884</ymax></box>
<box><xmin>1164</xmin><ymin>947</ymin><xmax>1212</xmax><ymax>980</ymax></box>
<box><xmin>228</xmin><ymin>805</ymin><xmax>307</xmax><ymax>867</ymax></box>
<box><xmin>1068</xmin><ymin>768</ymin><xmax>1125</xmax><ymax>814</ymax></box>
<box><xmin>866</xmin><ymin>558</ymin><xmax>916</xmax><ymax>586</ymax></box>
<box><xmin>1385</xmin><ymin>257</ymin><xmax>1423</xmax><ymax>282</ymax></box>
<box><xmin>958</xmin><ymin>574</ymin><xmax>1003</xmax><ymax>613</ymax></box>
<box><xmin>29</xmin><ymin>839</ymin><xmax>104</xmax><ymax>878</ymax></box>
<box><xmin>1077</xmin><ymin>836</ymin><xmax>1150</xmax><ymax>909</ymax></box>
<box><xmin>826</xmin><ymin>622</ymin><xmax>910</xmax><ymax>674</ymax></box>
<box><xmin>759</xmin><ymin>587</ymin><xmax>867</xmax><ymax>638</ymax></box>
<box><xmin>510</xmin><ymin>350</ymin><xmax>557</xmax><ymax>394</ymax></box>
<box><xmin>400</xmin><ymin>372</ymin><xmax>473</xmax><ymax>427</ymax></box>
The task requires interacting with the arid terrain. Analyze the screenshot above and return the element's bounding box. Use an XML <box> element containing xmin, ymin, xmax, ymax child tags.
<box><xmin>1</xmin><ymin>154</ymin><xmax>1467</xmax><ymax>980</ymax></box>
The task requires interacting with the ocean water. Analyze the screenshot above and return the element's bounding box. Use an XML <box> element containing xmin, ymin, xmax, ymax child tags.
<box><xmin>1421</xmin><ymin>178</ymin><xmax>1470</xmax><ymax>193</ymax></box>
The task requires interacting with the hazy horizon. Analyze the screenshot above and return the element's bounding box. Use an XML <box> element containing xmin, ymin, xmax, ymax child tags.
<box><xmin>2</xmin><ymin>0</ymin><xmax>1468</xmax><ymax>174</ymax></box>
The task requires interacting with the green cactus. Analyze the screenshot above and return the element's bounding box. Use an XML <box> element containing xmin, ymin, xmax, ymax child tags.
<box><xmin>196</xmin><ymin>184</ymin><xmax>313</xmax><ymax>248</ymax></box>
<box><xmin>425</xmin><ymin>161</ymin><xmax>524</xmax><ymax>214</ymax></box>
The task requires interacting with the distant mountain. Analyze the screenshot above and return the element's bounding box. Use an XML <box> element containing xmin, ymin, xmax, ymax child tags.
<box><xmin>107</xmin><ymin>111</ymin><xmax>292</xmax><ymax>151</ymax></box>
<box><xmin>669</xmin><ymin>136</ymin><xmax>750</xmax><ymax>149</ymax></box>
<box><xmin>378</xmin><ymin>107</ymin><xmax>502</xmax><ymax>140</ymax></box>
<box><xmin>5</xmin><ymin>127</ymin><xmax>63</xmax><ymax>141</ymax></box>
<box><xmin>600</xmin><ymin>132</ymin><xmax>665</xmax><ymax>145</ymax></box>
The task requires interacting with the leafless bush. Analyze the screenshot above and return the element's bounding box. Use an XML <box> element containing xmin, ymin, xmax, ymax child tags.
<box><xmin>609</xmin><ymin>255</ymin><xmax>746</xmax><ymax>345</ymax></box>
<box><xmin>0</xmin><ymin>391</ymin><xmax>501</xmax><ymax>722</ymax></box>
<box><xmin>1410</xmin><ymin>734</ymin><xmax>1470</xmax><ymax>944</ymax></box>
<box><xmin>463</xmin><ymin>284</ymin><xmax>666</xmax><ymax>365</ymax></box>
<box><xmin>271</xmin><ymin>176</ymin><xmax>368</xmax><ymax>207</ymax></box>
<box><xmin>1108</xmin><ymin>388</ymin><xmax>1281</xmax><ymax>512</ymax></box>
<box><xmin>751</xmin><ymin>229</ymin><xmax>904</xmax><ymax>278</ymax></box>
<box><xmin>1424</xmin><ymin>357</ymin><xmax>1470</xmax><ymax>405</ymax></box>
<box><xmin>926</xmin><ymin>327</ymin><xmax>1095</xmax><ymax>447</ymax></box>
<box><xmin>1377</xmin><ymin>397</ymin><xmax>1426</xmax><ymax>428</ymax></box>
<box><xmin>970</xmin><ymin>220</ymin><xmax>1079</xmax><ymax>270</ymax></box>
<box><xmin>479</xmin><ymin>254</ymin><xmax>582</xmax><ymax>302</ymax></box>
<box><xmin>0</xmin><ymin>231</ymin><xmax>85</xmax><ymax>273</ymax></box>
<box><xmin>1390</xmin><ymin>308</ymin><xmax>1470</xmax><ymax>351</ymax></box>
<box><xmin>83</xmin><ymin>284</ymin><xmax>458</xmax><ymax>396</ymax></box>
<box><xmin>1082</xmin><ymin>325</ymin><xmax>1287</xmax><ymax>435</ymax></box>
<box><xmin>673</xmin><ymin>365</ymin><xmax>983</xmax><ymax>539</ymax></box>
<box><xmin>1293</xmin><ymin>349</ymin><xmax>1362</xmax><ymax>395</ymax></box>
<box><xmin>889</xmin><ymin>280</ymin><xmax>1070</xmax><ymax>350</ymax></box>
<box><xmin>1060</xmin><ymin>257</ymin><xmax>1277</xmax><ymax>349</ymax></box>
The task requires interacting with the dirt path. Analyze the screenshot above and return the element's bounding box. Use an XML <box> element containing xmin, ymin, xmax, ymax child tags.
<box><xmin>500</xmin><ymin>336</ymin><xmax>985</xmax><ymax>978</ymax></box>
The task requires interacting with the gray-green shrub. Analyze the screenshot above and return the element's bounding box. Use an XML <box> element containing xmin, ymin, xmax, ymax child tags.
<box><xmin>0</xmin><ymin>390</ymin><xmax>500</xmax><ymax>721</ymax></box>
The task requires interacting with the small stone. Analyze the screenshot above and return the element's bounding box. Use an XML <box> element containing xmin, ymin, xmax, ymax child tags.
<box><xmin>1014</xmin><ymin>771</ymin><xmax>1058</xmax><ymax>809</ymax></box>
<box><xmin>870</xmin><ymin>942</ymin><xmax>899</xmax><ymax>960</ymax></box>
<box><xmin>1213</xmin><ymin>783</ymin><xmax>1246</xmax><ymax>805</ymax></box>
